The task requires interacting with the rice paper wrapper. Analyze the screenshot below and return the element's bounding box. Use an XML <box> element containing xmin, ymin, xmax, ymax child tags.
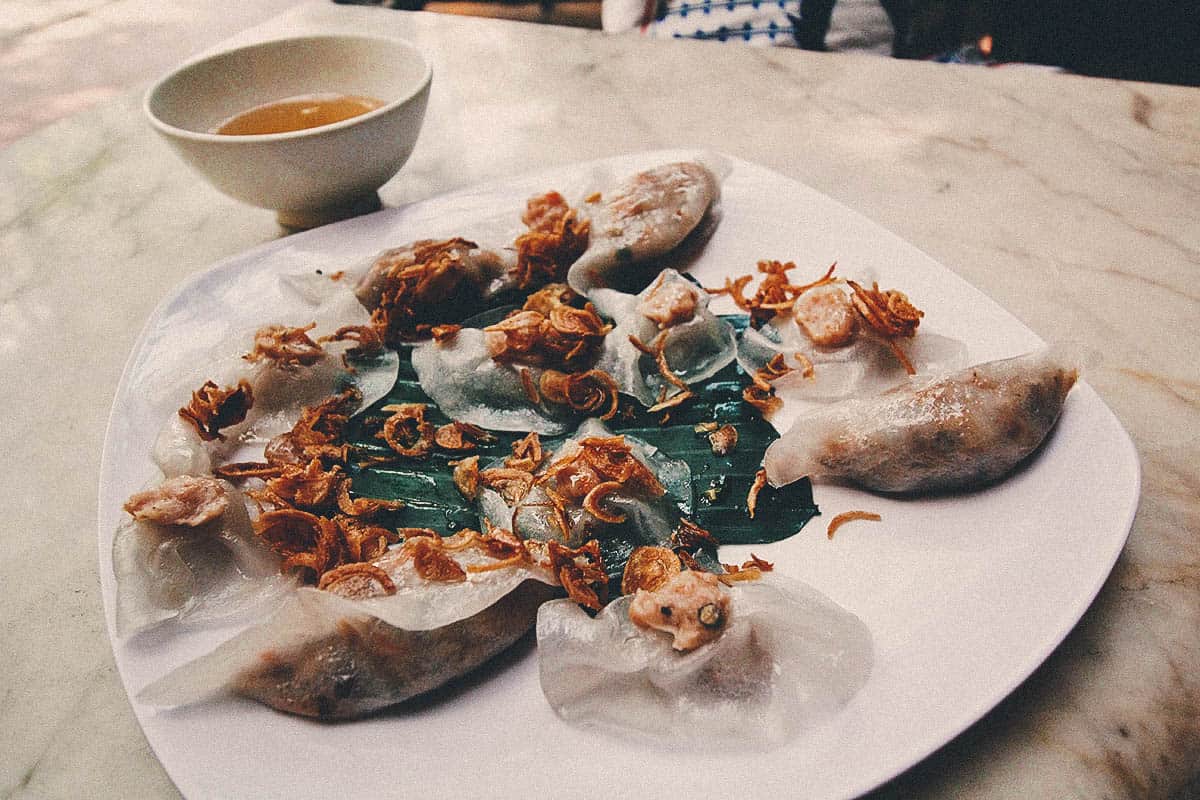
<box><xmin>536</xmin><ymin>575</ymin><xmax>873</xmax><ymax>750</ymax></box>
<box><xmin>140</xmin><ymin>557</ymin><xmax>560</xmax><ymax>719</ymax></box>
<box><xmin>591</xmin><ymin>269</ymin><xmax>736</xmax><ymax>407</ymax></box>
<box><xmin>112</xmin><ymin>483</ymin><xmax>295</xmax><ymax>639</ymax></box>
<box><xmin>737</xmin><ymin>310</ymin><xmax>967</xmax><ymax>426</ymax></box>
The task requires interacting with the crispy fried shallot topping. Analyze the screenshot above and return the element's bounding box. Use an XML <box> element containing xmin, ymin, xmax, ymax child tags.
<box><xmin>506</xmin><ymin>432</ymin><xmax>545</xmax><ymax>472</ymax></box>
<box><xmin>123</xmin><ymin>475</ymin><xmax>229</xmax><ymax>527</ymax></box>
<box><xmin>477</xmin><ymin>526</ymin><xmax>526</xmax><ymax>561</ymax></box>
<box><xmin>629</xmin><ymin>333</ymin><xmax>695</xmax><ymax>415</ymax></box>
<box><xmin>621</xmin><ymin>546</ymin><xmax>682</xmax><ymax>595</ymax></box>
<box><xmin>506</xmin><ymin>435</ymin><xmax>666</xmax><ymax>541</ymax></box>
<box><xmin>335</xmin><ymin>515</ymin><xmax>398</xmax><ymax>562</ymax></box>
<box><xmin>708</xmin><ymin>424</ymin><xmax>738</xmax><ymax>456</ymax></box>
<box><xmin>847</xmin><ymin>280</ymin><xmax>923</xmax><ymax>374</ymax></box>
<box><xmin>335</xmin><ymin>479</ymin><xmax>405</xmax><ymax>517</ymax></box>
<box><xmin>179</xmin><ymin>379</ymin><xmax>253</xmax><ymax>442</ymax></box>
<box><xmin>215</xmin><ymin>462</ymin><xmax>284</xmax><ymax>480</ymax></box>
<box><xmin>513</xmin><ymin>192</ymin><xmax>590</xmax><ymax>289</ymax></box>
<box><xmin>547</xmin><ymin>539</ymin><xmax>608</xmax><ymax>611</ymax></box>
<box><xmin>671</xmin><ymin>517</ymin><xmax>720</xmax><ymax>555</ymax></box>
<box><xmin>538</xmin><ymin>369</ymin><xmax>620</xmax><ymax>420</ymax></box>
<box><xmin>379</xmin><ymin>403</ymin><xmax>436</xmax><ymax>458</ymax></box>
<box><xmin>369</xmin><ymin>237</ymin><xmax>481</xmax><ymax>345</ymax></box>
<box><xmin>250</xmin><ymin>474</ymin><xmax>403</xmax><ymax>584</ymax></box>
<box><xmin>485</xmin><ymin>304</ymin><xmax>610</xmax><ymax>371</ymax></box>
<box><xmin>573</xmin><ymin>436</ymin><xmax>665</xmax><ymax>497</ymax></box>
<box><xmin>398</xmin><ymin>527</ymin><xmax>440</xmax><ymax>540</ymax></box>
<box><xmin>742</xmin><ymin>353</ymin><xmax>795</xmax><ymax>418</ymax></box>
<box><xmin>266</xmin><ymin>458</ymin><xmax>343</xmax><ymax>510</ymax></box>
<box><xmin>317</xmin><ymin>563</ymin><xmax>397</xmax><ymax>598</ymax></box>
<box><xmin>245</xmin><ymin>324</ymin><xmax>326</xmax><ymax>367</ymax></box>
<box><xmin>430</xmin><ymin>324</ymin><xmax>461</xmax><ymax>344</ymax></box>
<box><xmin>706</xmin><ymin>261</ymin><xmax>838</xmax><ymax>326</ymax></box>
<box><xmin>718</xmin><ymin>553</ymin><xmax>774</xmax><ymax>584</ymax></box>
<box><xmin>319</xmin><ymin>323</ymin><xmax>386</xmax><ymax>360</ymax></box>
<box><xmin>480</xmin><ymin>467</ymin><xmax>536</xmax><ymax>506</ymax></box>
<box><xmin>254</xmin><ymin>509</ymin><xmax>342</xmax><ymax>581</ymax></box>
<box><xmin>826</xmin><ymin>510</ymin><xmax>882</xmax><ymax>540</ymax></box>
<box><xmin>434</xmin><ymin>421</ymin><xmax>495</xmax><ymax>452</ymax></box>
<box><xmin>522</xmin><ymin>283</ymin><xmax>577</xmax><ymax>316</ymax></box>
<box><xmin>289</xmin><ymin>389</ymin><xmax>361</xmax><ymax>449</ymax></box>
<box><xmin>582</xmin><ymin>480</ymin><xmax>627</xmax><ymax>524</ymax></box>
<box><xmin>403</xmin><ymin>536</ymin><xmax>467</xmax><ymax>582</ymax></box>
<box><xmin>747</xmin><ymin>468</ymin><xmax>768</xmax><ymax>520</ymax></box>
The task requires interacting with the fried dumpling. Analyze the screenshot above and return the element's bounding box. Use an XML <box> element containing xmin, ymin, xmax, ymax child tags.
<box><xmin>139</xmin><ymin>536</ymin><xmax>563</xmax><ymax>719</ymax></box>
<box><xmin>568</xmin><ymin>161</ymin><xmax>721</xmax><ymax>294</ymax></box>
<box><xmin>113</xmin><ymin>478</ymin><xmax>293</xmax><ymax>638</ymax></box>
<box><xmin>763</xmin><ymin>348</ymin><xmax>1079</xmax><ymax>493</ymax></box>
<box><xmin>591</xmin><ymin>269</ymin><xmax>736</xmax><ymax>407</ymax></box>
<box><xmin>536</xmin><ymin>572</ymin><xmax>873</xmax><ymax>750</ymax></box>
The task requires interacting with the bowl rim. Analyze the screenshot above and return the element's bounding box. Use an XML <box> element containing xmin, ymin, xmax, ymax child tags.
<box><xmin>142</xmin><ymin>33</ymin><xmax>433</xmax><ymax>144</ymax></box>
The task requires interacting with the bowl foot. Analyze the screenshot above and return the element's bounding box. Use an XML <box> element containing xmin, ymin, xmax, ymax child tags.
<box><xmin>276</xmin><ymin>192</ymin><xmax>383</xmax><ymax>230</ymax></box>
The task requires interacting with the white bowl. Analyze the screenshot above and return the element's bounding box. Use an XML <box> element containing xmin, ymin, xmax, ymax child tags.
<box><xmin>145</xmin><ymin>34</ymin><xmax>432</xmax><ymax>228</ymax></box>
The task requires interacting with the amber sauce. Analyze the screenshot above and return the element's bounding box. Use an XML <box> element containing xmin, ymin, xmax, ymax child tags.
<box><xmin>213</xmin><ymin>94</ymin><xmax>386</xmax><ymax>135</ymax></box>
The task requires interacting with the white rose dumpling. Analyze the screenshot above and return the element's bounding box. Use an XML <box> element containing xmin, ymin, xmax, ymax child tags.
<box><xmin>764</xmin><ymin>348</ymin><xmax>1079</xmax><ymax>493</ymax></box>
<box><xmin>536</xmin><ymin>571</ymin><xmax>873</xmax><ymax>750</ymax></box>
<box><xmin>568</xmin><ymin>161</ymin><xmax>721</xmax><ymax>294</ymax></box>
<box><xmin>592</xmin><ymin>269</ymin><xmax>736</xmax><ymax>407</ymax></box>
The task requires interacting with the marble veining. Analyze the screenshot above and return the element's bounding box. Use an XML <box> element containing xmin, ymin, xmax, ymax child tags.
<box><xmin>1</xmin><ymin>3</ymin><xmax>1198</xmax><ymax>799</ymax></box>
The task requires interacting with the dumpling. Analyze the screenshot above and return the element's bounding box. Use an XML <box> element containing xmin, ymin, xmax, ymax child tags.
<box><xmin>150</xmin><ymin>270</ymin><xmax>400</xmax><ymax>478</ymax></box>
<box><xmin>352</xmin><ymin>237</ymin><xmax>515</xmax><ymax>344</ymax></box>
<box><xmin>591</xmin><ymin>269</ymin><xmax>736</xmax><ymax>407</ymax></box>
<box><xmin>139</xmin><ymin>532</ymin><xmax>572</xmax><ymax>719</ymax></box>
<box><xmin>478</xmin><ymin>419</ymin><xmax>693</xmax><ymax>557</ymax></box>
<box><xmin>411</xmin><ymin>286</ymin><xmax>618</xmax><ymax>435</ymax></box>
<box><xmin>112</xmin><ymin>477</ymin><xmax>293</xmax><ymax>638</ymax></box>
<box><xmin>536</xmin><ymin>570</ymin><xmax>873</xmax><ymax>750</ymax></box>
<box><xmin>568</xmin><ymin>161</ymin><xmax>721</xmax><ymax>295</ymax></box>
<box><xmin>736</xmin><ymin>272</ymin><xmax>967</xmax><ymax>421</ymax></box>
<box><xmin>763</xmin><ymin>348</ymin><xmax>1079</xmax><ymax>493</ymax></box>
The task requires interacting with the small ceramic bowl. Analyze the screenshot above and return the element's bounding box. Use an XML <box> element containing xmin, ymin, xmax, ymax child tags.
<box><xmin>145</xmin><ymin>34</ymin><xmax>432</xmax><ymax>228</ymax></box>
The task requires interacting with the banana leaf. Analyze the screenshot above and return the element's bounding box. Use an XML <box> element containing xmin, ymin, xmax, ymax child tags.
<box><xmin>343</xmin><ymin>316</ymin><xmax>817</xmax><ymax>577</ymax></box>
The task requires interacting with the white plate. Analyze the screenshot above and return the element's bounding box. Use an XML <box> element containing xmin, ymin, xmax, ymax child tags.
<box><xmin>99</xmin><ymin>151</ymin><xmax>1139</xmax><ymax>800</ymax></box>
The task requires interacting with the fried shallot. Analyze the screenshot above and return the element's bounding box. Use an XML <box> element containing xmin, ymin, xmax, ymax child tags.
<box><xmin>179</xmin><ymin>379</ymin><xmax>253</xmax><ymax>442</ymax></box>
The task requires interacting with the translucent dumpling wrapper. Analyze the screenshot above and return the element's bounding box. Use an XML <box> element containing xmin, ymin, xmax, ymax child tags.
<box><xmin>478</xmin><ymin>419</ymin><xmax>693</xmax><ymax>552</ymax></box>
<box><xmin>139</xmin><ymin>545</ymin><xmax>561</xmax><ymax>720</ymax></box>
<box><xmin>411</xmin><ymin>327</ymin><xmax>582</xmax><ymax>435</ymax></box>
<box><xmin>591</xmin><ymin>270</ymin><xmax>737</xmax><ymax>407</ymax></box>
<box><xmin>568</xmin><ymin>160</ymin><xmax>723</xmax><ymax>295</ymax></box>
<box><xmin>150</xmin><ymin>270</ymin><xmax>399</xmax><ymax>477</ymax></box>
<box><xmin>351</xmin><ymin>238</ymin><xmax>518</xmax><ymax>323</ymax></box>
<box><xmin>763</xmin><ymin>348</ymin><xmax>1080</xmax><ymax>493</ymax></box>
<box><xmin>112</xmin><ymin>480</ymin><xmax>295</xmax><ymax>639</ymax></box>
<box><xmin>739</xmin><ymin>323</ymin><xmax>967</xmax><ymax>421</ymax></box>
<box><xmin>536</xmin><ymin>574</ymin><xmax>873</xmax><ymax>750</ymax></box>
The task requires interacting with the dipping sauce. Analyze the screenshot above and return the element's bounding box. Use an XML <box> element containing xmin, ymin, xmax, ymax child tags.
<box><xmin>213</xmin><ymin>94</ymin><xmax>386</xmax><ymax>135</ymax></box>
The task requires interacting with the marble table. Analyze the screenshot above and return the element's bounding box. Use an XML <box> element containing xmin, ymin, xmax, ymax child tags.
<box><xmin>2</xmin><ymin>3</ymin><xmax>1197</xmax><ymax>797</ymax></box>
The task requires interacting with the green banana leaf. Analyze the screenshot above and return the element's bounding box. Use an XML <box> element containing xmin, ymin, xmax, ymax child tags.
<box><xmin>343</xmin><ymin>315</ymin><xmax>817</xmax><ymax>577</ymax></box>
